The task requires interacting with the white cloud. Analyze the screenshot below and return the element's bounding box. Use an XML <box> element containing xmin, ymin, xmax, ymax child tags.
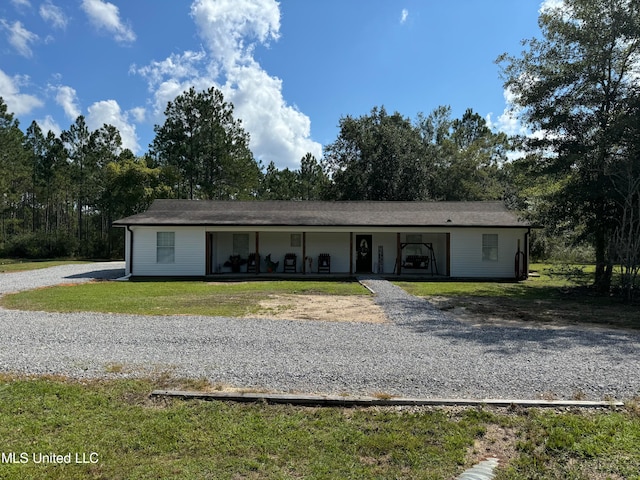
<box><xmin>10</xmin><ymin>0</ymin><xmax>31</xmax><ymax>10</ymax></box>
<box><xmin>188</xmin><ymin>0</ymin><xmax>320</xmax><ymax>168</ymax></box>
<box><xmin>135</xmin><ymin>0</ymin><xmax>321</xmax><ymax>168</ymax></box>
<box><xmin>80</xmin><ymin>0</ymin><xmax>135</xmax><ymax>44</ymax></box>
<box><xmin>129</xmin><ymin>106</ymin><xmax>146</xmax><ymax>123</ymax></box>
<box><xmin>539</xmin><ymin>0</ymin><xmax>564</xmax><ymax>13</ymax></box>
<box><xmin>0</xmin><ymin>68</ymin><xmax>43</xmax><ymax>116</ymax></box>
<box><xmin>40</xmin><ymin>1</ymin><xmax>69</xmax><ymax>30</ymax></box>
<box><xmin>133</xmin><ymin>50</ymin><xmax>208</xmax><ymax>94</ymax></box>
<box><xmin>190</xmin><ymin>0</ymin><xmax>280</xmax><ymax>67</ymax></box>
<box><xmin>400</xmin><ymin>9</ymin><xmax>409</xmax><ymax>24</ymax></box>
<box><xmin>486</xmin><ymin>87</ymin><xmax>528</xmax><ymax>137</ymax></box>
<box><xmin>36</xmin><ymin>115</ymin><xmax>61</xmax><ymax>137</ymax></box>
<box><xmin>222</xmin><ymin>62</ymin><xmax>321</xmax><ymax>166</ymax></box>
<box><xmin>0</xmin><ymin>19</ymin><xmax>39</xmax><ymax>57</ymax></box>
<box><xmin>54</xmin><ymin>85</ymin><xmax>81</xmax><ymax>120</ymax></box>
<box><xmin>87</xmin><ymin>99</ymin><xmax>140</xmax><ymax>153</ymax></box>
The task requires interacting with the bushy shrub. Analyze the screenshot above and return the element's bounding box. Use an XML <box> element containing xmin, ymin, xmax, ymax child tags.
<box><xmin>1</xmin><ymin>233</ymin><xmax>79</xmax><ymax>259</ymax></box>
<box><xmin>530</xmin><ymin>231</ymin><xmax>595</xmax><ymax>263</ymax></box>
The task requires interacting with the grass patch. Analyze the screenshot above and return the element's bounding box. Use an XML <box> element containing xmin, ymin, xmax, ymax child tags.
<box><xmin>0</xmin><ymin>376</ymin><xmax>477</xmax><ymax>479</ymax></box>
<box><xmin>0</xmin><ymin>258</ymin><xmax>91</xmax><ymax>273</ymax></box>
<box><xmin>396</xmin><ymin>263</ymin><xmax>594</xmax><ymax>299</ymax></box>
<box><xmin>496</xmin><ymin>408</ymin><xmax>640</xmax><ymax>479</ymax></box>
<box><xmin>0</xmin><ymin>376</ymin><xmax>639</xmax><ymax>479</ymax></box>
<box><xmin>0</xmin><ymin>280</ymin><xmax>369</xmax><ymax>317</ymax></box>
<box><xmin>396</xmin><ymin>264</ymin><xmax>640</xmax><ymax>330</ymax></box>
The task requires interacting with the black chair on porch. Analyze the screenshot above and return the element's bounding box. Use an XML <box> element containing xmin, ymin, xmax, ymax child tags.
<box><xmin>318</xmin><ymin>253</ymin><xmax>330</xmax><ymax>273</ymax></box>
<box><xmin>246</xmin><ymin>253</ymin><xmax>259</xmax><ymax>273</ymax></box>
<box><xmin>283</xmin><ymin>253</ymin><xmax>297</xmax><ymax>273</ymax></box>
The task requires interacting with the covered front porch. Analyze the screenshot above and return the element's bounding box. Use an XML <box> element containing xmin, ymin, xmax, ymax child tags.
<box><xmin>205</xmin><ymin>227</ymin><xmax>450</xmax><ymax>277</ymax></box>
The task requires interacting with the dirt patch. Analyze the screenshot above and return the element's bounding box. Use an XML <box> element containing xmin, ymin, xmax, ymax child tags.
<box><xmin>254</xmin><ymin>294</ymin><xmax>388</xmax><ymax>323</ymax></box>
<box><xmin>466</xmin><ymin>423</ymin><xmax>519</xmax><ymax>468</ymax></box>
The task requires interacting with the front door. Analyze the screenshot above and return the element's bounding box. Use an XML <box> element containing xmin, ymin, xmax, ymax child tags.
<box><xmin>355</xmin><ymin>235</ymin><xmax>372</xmax><ymax>273</ymax></box>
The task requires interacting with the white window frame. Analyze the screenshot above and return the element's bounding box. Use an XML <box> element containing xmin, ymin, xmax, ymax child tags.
<box><xmin>405</xmin><ymin>234</ymin><xmax>423</xmax><ymax>256</ymax></box>
<box><xmin>482</xmin><ymin>234</ymin><xmax>499</xmax><ymax>262</ymax></box>
<box><xmin>157</xmin><ymin>232</ymin><xmax>175</xmax><ymax>264</ymax></box>
<box><xmin>232</xmin><ymin>234</ymin><xmax>249</xmax><ymax>258</ymax></box>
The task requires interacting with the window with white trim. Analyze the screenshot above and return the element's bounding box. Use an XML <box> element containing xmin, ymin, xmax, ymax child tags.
<box><xmin>405</xmin><ymin>234</ymin><xmax>423</xmax><ymax>256</ymax></box>
<box><xmin>232</xmin><ymin>234</ymin><xmax>249</xmax><ymax>257</ymax></box>
<box><xmin>482</xmin><ymin>234</ymin><xmax>498</xmax><ymax>262</ymax></box>
<box><xmin>157</xmin><ymin>232</ymin><xmax>175</xmax><ymax>264</ymax></box>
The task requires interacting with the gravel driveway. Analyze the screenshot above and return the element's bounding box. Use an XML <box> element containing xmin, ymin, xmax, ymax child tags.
<box><xmin>1</xmin><ymin>264</ymin><xmax>639</xmax><ymax>401</ymax></box>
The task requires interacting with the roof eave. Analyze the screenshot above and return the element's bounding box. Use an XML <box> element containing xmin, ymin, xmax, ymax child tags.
<box><xmin>112</xmin><ymin>222</ymin><xmax>530</xmax><ymax>228</ymax></box>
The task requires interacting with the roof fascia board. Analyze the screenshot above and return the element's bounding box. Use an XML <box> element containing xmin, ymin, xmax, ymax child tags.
<box><xmin>114</xmin><ymin>222</ymin><xmax>529</xmax><ymax>229</ymax></box>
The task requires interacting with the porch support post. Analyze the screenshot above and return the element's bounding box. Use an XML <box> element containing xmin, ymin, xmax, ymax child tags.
<box><xmin>127</xmin><ymin>226</ymin><xmax>134</xmax><ymax>276</ymax></box>
<box><xmin>302</xmin><ymin>232</ymin><xmax>306</xmax><ymax>274</ymax></box>
<box><xmin>446</xmin><ymin>233</ymin><xmax>451</xmax><ymax>277</ymax></box>
<box><xmin>255</xmin><ymin>232</ymin><xmax>260</xmax><ymax>274</ymax></box>
<box><xmin>349</xmin><ymin>232</ymin><xmax>353</xmax><ymax>275</ymax></box>
<box><xmin>396</xmin><ymin>232</ymin><xmax>401</xmax><ymax>275</ymax></box>
<box><xmin>205</xmin><ymin>232</ymin><xmax>211</xmax><ymax>275</ymax></box>
<box><xmin>525</xmin><ymin>228</ymin><xmax>531</xmax><ymax>279</ymax></box>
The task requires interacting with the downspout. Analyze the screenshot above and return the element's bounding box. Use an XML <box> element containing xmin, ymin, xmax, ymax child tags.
<box><xmin>126</xmin><ymin>225</ymin><xmax>134</xmax><ymax>276</ymax></box>
<box><xmin>524</xmin><ymin>228</ymin><xmax>531</xmax><ymax>279</ymax></box>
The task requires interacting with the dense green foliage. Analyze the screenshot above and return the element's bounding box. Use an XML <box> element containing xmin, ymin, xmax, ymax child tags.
<box><xmin>498</xmin><ymin>0</ymin><xmax>640</xmax><ymax>294</ymax></box>
<box><xmin>323</xmin><ymin>106</ymin><xmax>509</xmax><ymax>201</ymax></box>
<box><xmin>152</xmin><ymin>87</ymin><xmax>261</xmax><ymax>200</ymax></box>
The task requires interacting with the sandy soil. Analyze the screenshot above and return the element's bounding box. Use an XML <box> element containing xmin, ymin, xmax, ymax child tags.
<box><xmin>254</xmin><ymin>294</ymin><xmax>388</xmax><ymax>323</ymax></box>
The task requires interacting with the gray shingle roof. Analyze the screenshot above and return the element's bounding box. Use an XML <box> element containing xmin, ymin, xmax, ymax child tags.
<box><xmin>113</xmin><ymin>200</ymin><xmax>529</xmax><ymax>228</ymax></box>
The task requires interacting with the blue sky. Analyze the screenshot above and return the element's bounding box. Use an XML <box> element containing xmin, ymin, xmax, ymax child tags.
<box><xmin>0</xmin><ymin>0</ymin><xmax>548</xmax><ymax>169</ymax></box>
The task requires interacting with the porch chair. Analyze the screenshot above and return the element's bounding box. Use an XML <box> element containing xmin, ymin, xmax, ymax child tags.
<box><xmin>283</xmin><ymin>253</ymin><xmax>297</xmax><ymax>273</ymax></box>
<box><xmin>318</xmin><ymin>253</ymin><xmax>331</xmax><ymax>273</ymax></box>
<box><xmin>246</xmin><ymin>253</ymin><xmax>259</xmax><ymax>273</ymax></box>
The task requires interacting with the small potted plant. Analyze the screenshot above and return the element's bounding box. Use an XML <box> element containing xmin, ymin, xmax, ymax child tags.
<box><xmin>223</xmin><ymin>255</ymin><xmax>246</xmax><ymax>273</ymax></box>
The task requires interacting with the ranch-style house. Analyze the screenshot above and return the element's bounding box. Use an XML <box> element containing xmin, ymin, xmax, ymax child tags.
<box><xmin>112</xmin><ymin>199</ymin><xmax>531</xmax><ymax>279</ymax></box>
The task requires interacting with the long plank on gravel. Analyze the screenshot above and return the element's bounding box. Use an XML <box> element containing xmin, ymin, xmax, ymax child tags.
<box><xmin>150</xmin><ymin>390</ymin><xmax>624</xmax><ymax>408</ymax></box>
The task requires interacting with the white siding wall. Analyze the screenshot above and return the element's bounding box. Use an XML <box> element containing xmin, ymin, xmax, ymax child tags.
<box><xmin>305</xmin><ymin>232</ymin><xmax>351</xmax><ymax>273</ymax></box>
<box><xmin>260</xmin><ymin>232</ymin><xmax>303</xmax><ymax>273</ymax></box>
<box><xmin>126</xmin><ymin>225</ymin><xmax>528</xmax><ymax>278</ymax></box>
<box><xmin>449</xmin><ymin>228</ymin><xmax>527</xmax><ymax>278</ymax></box>
<box><xmin>131</xmin><ymin>226</ymin><xmax>205</xmax><ymax>276</ymax></box>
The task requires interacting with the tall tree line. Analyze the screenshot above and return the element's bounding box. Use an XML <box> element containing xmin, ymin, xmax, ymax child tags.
<box><xmin>322</xmin><ymin>105</ymin><xmax>508</xmax><ymax>201</ymax></box>
<box><xmin>0</xmin><ymin>91</ymin><xmax>509</xmax><ymax>259</ymax></box>
<box><xmin>0</xmin><ymin>99</ymin><xmax>171</xmax><ymax>258</ymax></box>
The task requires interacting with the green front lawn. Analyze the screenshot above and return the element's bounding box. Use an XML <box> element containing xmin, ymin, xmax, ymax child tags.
<box><xmin>396</xmin><ymin>263</ymin><xmax>594</xmax><ymax>299</ymax></box>
<box><xmin>0</xmin><ymin>376</ymin><xmax>639</xmax><ymax>479</ymax></box>
<box><xmin>0</xmin><ymin>280</ymin><xmax>369</xmax><ymax>317</ymax></box>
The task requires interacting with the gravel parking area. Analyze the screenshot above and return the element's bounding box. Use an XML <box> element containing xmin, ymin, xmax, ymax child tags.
<box><xmin>1</xmin><ymin>264</ymin><xmax>639</xmax><ymax>401</ymax></box>
<box><xmin>0</xmin><ymin>261</ymin><xmax>125</xmax><ymax>295</ymax></box>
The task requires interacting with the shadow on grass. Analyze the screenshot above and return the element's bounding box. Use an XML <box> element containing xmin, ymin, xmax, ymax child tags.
<box><xmin>378</xmin><ymin>293</ymin><xmax>640</xmax><ymax>357</ymax></box>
